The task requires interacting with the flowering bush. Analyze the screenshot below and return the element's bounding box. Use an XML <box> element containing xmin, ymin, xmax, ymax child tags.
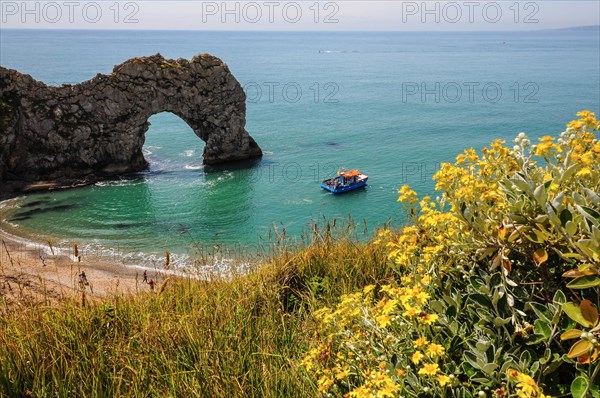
<box><xmin>302</xmin><ymin>111</ymin><xmax>600</xmax><ymax>398</ymax></box>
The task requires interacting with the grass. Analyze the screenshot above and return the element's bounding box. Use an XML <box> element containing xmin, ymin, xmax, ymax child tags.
<box><xmin>0</xmin><ymin>221</ymin><xmax>395</xmax><ymax>397</ymax></box>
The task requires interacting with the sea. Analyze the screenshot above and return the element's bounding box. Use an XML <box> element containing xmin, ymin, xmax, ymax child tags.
<box><xmin>1</xmin><ymin>28</ymin><xmax>599</xmax><ymax>267</ymax></box>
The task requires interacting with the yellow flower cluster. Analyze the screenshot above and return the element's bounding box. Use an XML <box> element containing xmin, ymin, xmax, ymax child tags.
<box><xmin>397</xmin><ymin>185</ymin><xmax>418</xmax><ymax>205</ymax></box>
<box><xmin>534</xmin><ymin>135</ymin><xmax>562</xmax><ymax>157</ymax></box>
<box><xmin>390</xmin><ymin>190</ymin><xmax>470</xmax><ymax>275</ymax></box>
<box><xmin>301</xmin><ymin>276</ymin><xmax>450</xmax><ymax>396</ymax></box>
<box><xmin>434</xmin><ymin>139</ymin><xmax>517</xmax><ymax>213</ymax></box>
<box><xmin>563</xmin><ymin>111</ymin><xmax>600</xmax><ymax>179</ymax></box>
<box><xmin>347</xmin><ymin>370</ymin><xmax>399</xmax><ymax>398</ymax></box>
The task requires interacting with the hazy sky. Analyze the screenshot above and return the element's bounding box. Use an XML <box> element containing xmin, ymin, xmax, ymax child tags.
<box><xmin>1</xmin><ymin>1</ymin><xmax>599</xmax><ymax>30</ymax></box>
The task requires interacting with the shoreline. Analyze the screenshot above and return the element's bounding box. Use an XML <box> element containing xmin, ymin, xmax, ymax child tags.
<box><xmin>0</xmin><ymin>191</ymin><xmax>197</xmax><ymax>271</ymax></box>
<box><xmin>0</xmin><ymin>220</ymin><xmax>259</xmax><ymax>306</ymax></box>
<box><xmin>0</xmin><ymin>226</ymin><xmax>164</xmax><ymax>306</ymax></box>
<box><xmin>0</xmin><ymin>193</ymin><xmax>268</xmax><ymax>271</ymax></box>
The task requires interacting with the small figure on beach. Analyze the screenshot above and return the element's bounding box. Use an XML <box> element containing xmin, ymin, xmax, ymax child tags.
<box><xmin>143</xmin><ymin>270</ymin><xmax>148</xmax><ymax>283</ymax></box>
<box><xmin>78</xmin><ymin>271</ymin><xmax>89</xmax><ymax>289</ymax></box>
<box><xmin>148</xmin><ymin>278</ymin><xmax>155</xmax><ymax>291</ymax></box>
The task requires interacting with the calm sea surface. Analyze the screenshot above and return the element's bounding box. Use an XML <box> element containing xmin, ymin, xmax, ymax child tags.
<box><xmin>1</xmin><ymin>29</ymin><xmax>599</xmax><ymax>266</ymax></box>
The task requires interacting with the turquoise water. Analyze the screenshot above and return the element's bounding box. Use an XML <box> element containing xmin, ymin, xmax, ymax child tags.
<box><xmin>1</xmin><ymin>29</ymin><xmax>599</xmax><ymax>264</ymax></box>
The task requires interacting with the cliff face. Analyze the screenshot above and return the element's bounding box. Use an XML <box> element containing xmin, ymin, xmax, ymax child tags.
<box><xmin>0</xmin><ymin>53</ymin><xmax>262</xmax><ymax>193</ymax></box>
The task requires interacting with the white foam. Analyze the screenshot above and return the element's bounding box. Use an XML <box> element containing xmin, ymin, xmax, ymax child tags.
<box><xmin>143</xmin><ymin>145</ymin><xmax>162</xmax><ymax>156</ymax></box>
<box><xmin>95</xmin><ymin>180</ymin><xmax>142</xmax><ymax>187</ymax></box>
<box><xmin>77</xmin><ymin>241</ymin><xmax>252</xmax><ymax>279</ymax></box>
<box><xmin>182</xmin><ymin>149</ymin><xmax>195</xmax><ymax>157</ymax></box>
<box><xmin>285</xmin><ymin>199</ymin><xmax>314</xmax><ymax>205</ymax></box>
<box><xmin>184</xmin><ymin>164</ymin><xmax>204</xmax><ymax>170</ymax></box>
<box><xmin>0</xmin><ymin>197</ymin><xmax>24</xmax><ymax>210</ymax></box>
<box><xmin>0</xmin><ymin>229</ymin><xmax>78</xmax><ymax>260</ymax></box>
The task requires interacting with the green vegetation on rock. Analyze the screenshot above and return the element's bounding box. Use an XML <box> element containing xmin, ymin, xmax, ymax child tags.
<box><xmin>0</xmin><ymin>100</ymin><xmax>13</xmax><ymax>134</ymax></box>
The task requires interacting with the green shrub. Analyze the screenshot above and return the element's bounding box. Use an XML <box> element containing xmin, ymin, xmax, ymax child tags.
<box><xmin>302</xmin><ymin>111</ymin><xmax>600</xmax><ymax>398</ymax></box>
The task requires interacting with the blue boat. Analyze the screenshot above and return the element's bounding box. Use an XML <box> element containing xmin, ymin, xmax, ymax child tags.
<box><xmin>321</xmin><ymin>169</ymin><xmax>368</xmax><ymax>194</ymax></box>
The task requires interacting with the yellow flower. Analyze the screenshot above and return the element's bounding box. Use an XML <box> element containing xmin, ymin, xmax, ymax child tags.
<box><xmin>581</xmin><ymin>152</ymin><xmax>593</xmax><ymax>165</ymax></box>
<box><xmin>419</xmin><ymin>313</ymin><xmax>439</xmax><ymax>325</ymax></box>
<box><xmin>576</xmin><ymin>109</ymin><xmax>593</xmax><ymax>118</ymax></box>
<box><xmin>363</xmin><ymin>284</ymin><xmax>375</xmax><ymax>295</ymax></box>
<box><xmin>380</xmin><ymin>382</ymin><xmax>400</xmax><ymax>397</ymax></box>
<box><xmin>413</xmin><ymin>337</ymin><xmax>429</xmax><ymax>348</ymax></box>
<box><xmin>382</xmin><ymin>299</ymin><xmax>399</xmax><ymax>314</ymax></box>
<box><xmin>507</xmin><ymin>369</ymin><xmax>550</xmax><ymax>398</ymax></box>
<box><xmin>398</xmin><ymin>185</ymin><xmax>418</xmax><ymax>204</ymax></box>
<box><xmin>335</xmin><ymin>368</ymin><xmax>349</xmax><ymax>380</ymax></box>
<box><xmin>535</xmin><ymin>136</ymin><xmax>562</xmax><ymax>156</ymax></box>
<box><xmin>576</xmin><ymin>167</ymin><xmax>592</xmax><ymax>177</ymax></box>
<box><xmin>376</xmin><ymin>314</ymin><xmax>392</xmax><ymax>328</ymax></box>
<box><xmin>317</xmin><ymin>375</ymin><xmax>334</xmax><ymax>392</ymax></box>
<box><xmin>412</xmin><ymin>351</ymin><xmax>424</xmax><ymax>364</ymax></box>
<box><xmin>465</xmin><ymin>148</ymin><xmax>479</xmax><ymax>162</ymax></box>
<box><xmin>348</xmin><ymin>371</ymin><xmax>399</xmax><ymax>398</ymax></box>
<box><xmin>418</xmin><ymin>363</ymin><xmax>440</xmax><ymax>376</ymax></box>
<box><xmin>568</xmin><ymin>120</ymin><xmax>583</xmax><ymax>130</ymax></box>
<box><xmin>437</xmin><ymin>374</ymin><xmax>451</xmax><ymax>387</ymax></box>
<box><xmin>402</xmin><ymin>306</ymin><xmax>421</xmax><ymax>318</ymax></box>
<box><xmin>415</xmin><ymin>291</ymin><xmax>430</xmax><ymax>305</ymax></box>
<box><xmin>348</xmin><ymin>385</ymin><xmax>371</xmax><ymax>398</ymax></box>
<box><xmin>426</xmin><ymin>343</ymin><xmax>445</xmax><ymax>357</ymax></box>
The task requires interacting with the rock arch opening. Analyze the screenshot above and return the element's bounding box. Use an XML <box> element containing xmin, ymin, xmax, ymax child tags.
<box><xmin>144</xmin><ymin>112</ymin><xmax>206</xmax><ymax>171</ymax></box>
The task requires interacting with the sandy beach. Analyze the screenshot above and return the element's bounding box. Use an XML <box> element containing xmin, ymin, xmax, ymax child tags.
<box><xmin>0</xmin><ymin>228</ymin><xmax>162</xmax><ymax>306</ymax></box>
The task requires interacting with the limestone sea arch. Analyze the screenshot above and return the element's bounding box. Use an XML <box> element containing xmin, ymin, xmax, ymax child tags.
<box><xmin>0</xmin><ymin>53</ymin><xmax>262</xmax><ymax>193</ymax></box>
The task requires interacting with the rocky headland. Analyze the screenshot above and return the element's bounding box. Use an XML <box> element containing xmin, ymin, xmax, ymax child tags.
<box><xmin>0</xmin><ymin>53</ymin><xmax>262</xmax><ymax>194</ymax></box>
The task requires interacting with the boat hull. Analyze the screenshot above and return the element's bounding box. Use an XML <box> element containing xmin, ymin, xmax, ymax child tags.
<box><xmin>321</xmin><ymin>179</ymin><xmax>367</xmax><ymax>194</ymax></box>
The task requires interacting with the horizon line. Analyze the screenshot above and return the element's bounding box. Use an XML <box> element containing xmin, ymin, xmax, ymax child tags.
<box><xmin>1</xmin><ymin>24</ymin><xmax>599</xmax><ymax>33</ymax></box>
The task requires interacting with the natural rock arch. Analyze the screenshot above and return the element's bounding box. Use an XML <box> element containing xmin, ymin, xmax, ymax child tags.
<box><xmin>0</xmin><ymin>53</ymin><xmax>262</xmax><ymax>193</ymax></box>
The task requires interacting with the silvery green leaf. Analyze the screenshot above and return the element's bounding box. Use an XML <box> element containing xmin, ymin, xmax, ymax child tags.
<box><xmin>565</xmin><ymin>220</ymin><xmax>578</xmax><ymax>236</ymax></box>
<box><xmin>534</xmin><ymin>183</ymin><xmax>547</xmax><ymax>206</ymax></box>
<box><xmin>482</xmin><ymin>363</ymin><xmax>498</xmax><ymax>375</ymax></box>
<box><xmin>582</xmin><ymin>187</ymin><xmax>600</xmax><ymax>207</ymax></box>
<box><xmin>506</xmin><ymin>294</ymin><xmax>514</xmax><ymax>307</ymax></box>
<box><xmin>559</xmin><ymin>163</ymin><xmax>578</xmax><ymax>184</ymax></box>
<box><xmin>505</xmin><ymin>278</ymin><xmax>518</xmax><ymax>287</ymax></box>
<box><xmin>551</xmin><ymin>191</ymin><xmax>566</xmax><ymax>209</ymax></box>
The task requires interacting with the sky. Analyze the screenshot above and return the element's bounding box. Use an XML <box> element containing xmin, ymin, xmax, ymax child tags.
<box><xmin>0</xmin><ymin>0</ymin><xmax>599</xmax><ymax>31</ymax></box>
